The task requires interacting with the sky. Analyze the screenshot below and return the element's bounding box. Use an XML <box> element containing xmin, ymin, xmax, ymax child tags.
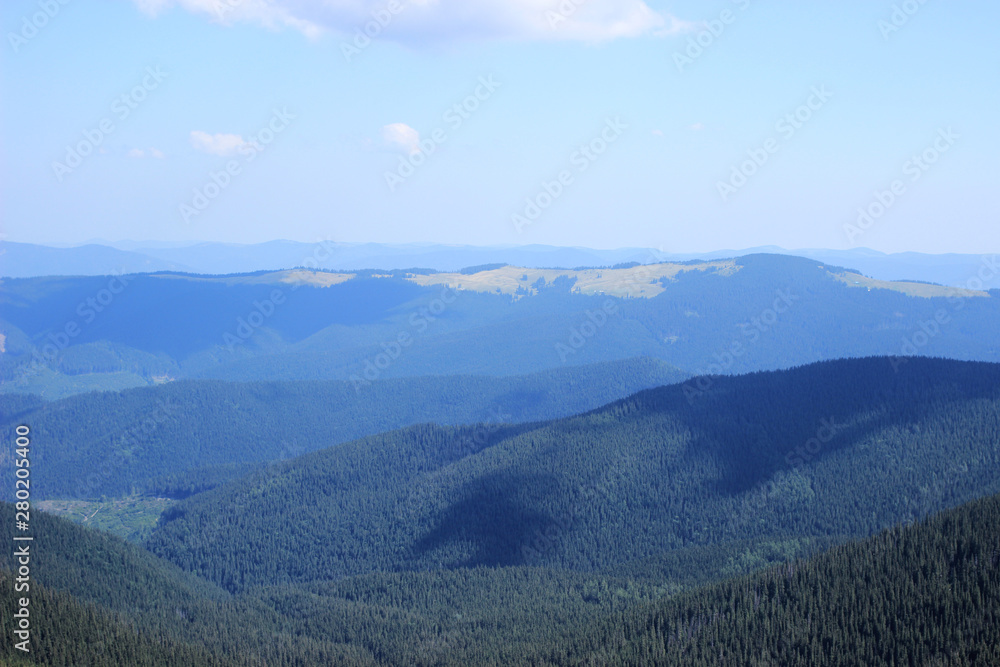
<box><xmin>1</xmin><ymin>0</ymin><xmax>997</xmax><ymax>254</ymax></box>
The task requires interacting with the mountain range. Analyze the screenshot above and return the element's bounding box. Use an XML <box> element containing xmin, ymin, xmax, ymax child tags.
<box><xmin>2</xmin><ymin>356</ymin><xmax>999</xmax><ymax>665</ymax></box>
<box><xmin>3</xmin><ymin>246</ymin><xmax>1000</xmax><ymax>664</ymax></box>
<box><xmin>4</xmin><ymin>240</ymin><xmax>999</xmax><ymax>289</ymax></box>
<box><xmin>2</xmin><ymin>253</ymin><xmax>998</xmax><ymax>399</ymax></box>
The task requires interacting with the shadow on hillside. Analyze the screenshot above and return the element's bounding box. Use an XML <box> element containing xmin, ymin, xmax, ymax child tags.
<box><xmin>410</xmin><ymin>470</ymin><xmax>562</xmax><ymax>569</ymax></box>
<box><xmin>659</xmin><ymin>356</ymin><xmax>1000</xmax><ymax>497</ymax></box>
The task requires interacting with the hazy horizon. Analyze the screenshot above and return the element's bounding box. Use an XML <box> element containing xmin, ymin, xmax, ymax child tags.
<box><xmin>3</xmin><ymin>1</ymin><xmax>998</xmax><ymax>254</ymax></box>
<box><xmin>8</xmin><ymin>239</ymin><xmax>1000</xmax><ymax>259</ymax></box>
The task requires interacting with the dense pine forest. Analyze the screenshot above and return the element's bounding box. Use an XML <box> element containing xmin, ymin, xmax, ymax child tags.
<box><xmin>3</xmin><ymin>483</ymin><xmax>999</xmax><ymax>664</ymax></box>
<box><xmin>144</xmin><ymin>357</ymin><xmax>1000</xmax><ymax>590</ymax></box>
<box><xmin>0</xmin><ymin>357</ymin><xmax>686</xmax><ymax>499</ymax></box>
<box><xmin>2</xmin><ymin>356</ymin><xmax>998</xmax><ymax>665</ymax></box>
<box><xmin>537</xmin><ymin>492</ymin><xmax>1000</xmax><ymax>666</ymax></box>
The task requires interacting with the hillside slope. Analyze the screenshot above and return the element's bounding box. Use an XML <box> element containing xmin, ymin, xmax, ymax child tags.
<box><xmin>541</xmin><ymin>491</ymin><xmax>1000</xmax><ymax>666</ymax></box>
<box><xmin>3</xmin><ymin>254</ymin><xmax>998</xmax><ymax>397</ymax></box>
<box><xmin>0</xmin><ymin>503</ymin><xmax>376</xmax><ymax>666</ymax></box>
<box><xmin>145</xmin><ymin>357</ymin><xmax>1000</xmax><ymax>592</ymax></box>
<box><xmin>0</xmin><ymin>357</ymin><xmax>686</xmax><ymax>499</ymax></box>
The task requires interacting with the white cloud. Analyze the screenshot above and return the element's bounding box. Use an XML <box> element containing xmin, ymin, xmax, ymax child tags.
<box><xmin>129</xmin><ymin>0</ymin><xmax>694</xmax><ymax>44</ymax></box>
<box><xmin>381</xmin><ymin>123</ymin><xmax>420</xmax><ymax>154</ymax></box>
<box><xmin>128</xmin><ymin>148</ymin><xmax>146</xmax><ymax>158</ymax></box>
<box><xmin>690</xmin><ymin>122</ymin><xmax>704</xmax><ymax>131</ymax></box>
<box><xmin>150</xmin><ymin>148</ymin><xmax>165</xmax><ymax>158</ymax></box>
<box><xmin>190</xmin><ymin>130</ymin><xmax>249</xmax><ymax>156</ymax></box>
<box><xmin>651</xmin><ymin>129</ymin><xmax>663</xmax><ymax>137</ymax></box>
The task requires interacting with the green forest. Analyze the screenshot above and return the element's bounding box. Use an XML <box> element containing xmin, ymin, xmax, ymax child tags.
<box><xmin>1</xmin><ymin>356</ymin><xmax>999</xmax><ymax>665</ymax></box>
<box><xmin>0</xmin><ymin>356</ymin><xmax>685</xmax><ymax>499</ymax></box>
<box><xmin>144</xmin><ymin>357</ymin><xmax>1000</xmax><ymax>590</ymax></box>
<box><xmin>3</xmin><ymin>479</ymin><xmax>998</xmax><ymax>665</ymax></box>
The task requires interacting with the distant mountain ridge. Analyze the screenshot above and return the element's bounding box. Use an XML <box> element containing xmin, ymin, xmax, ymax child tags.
<box><xmin>2</xmin><ymin>254</ymin><xmax>998</xmax><ymax>398</ymax></box>
<box><xmin>0</xmin><ymin>241</ymin><xmax>193</xmax><ymax>277</ymax></box>
<box><xmin>3</xmin><ymin>240</ymin><xmax>998</xmax><ymax>288</ymax></box>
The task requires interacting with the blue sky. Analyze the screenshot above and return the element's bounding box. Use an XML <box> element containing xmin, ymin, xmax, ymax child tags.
<box><xmin>2</xmin><ymin>0</ymin><xmax>997</xmax><ymax>253</ymax></box>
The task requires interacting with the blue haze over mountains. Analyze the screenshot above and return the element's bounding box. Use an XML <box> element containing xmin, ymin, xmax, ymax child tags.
<box><xmin>3</xmin><ymin>240</ymin><xmax>999</xmax><ymax>289</ymax></box>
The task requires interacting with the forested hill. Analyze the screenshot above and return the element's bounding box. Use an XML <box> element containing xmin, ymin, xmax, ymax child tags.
<box><xmin>0</xmin><ymin>504</ymin><xmax>376</xmax><ymax>665</ymax></box>
<box><xmin>5</xmin><ymin>465</ymin><xmax>999</xmax><ymax>664</ymax></box>
<box><xmin>0</xmin><ymin>357</ymin><xmax>685</xmax><ymax>500</ymax></box>
<box><xmin>539</xmin><ymin>489</ymin><xmax>1000</xmax><ymax>666</ymax></box>
<box><xmin>145</xmin><ymin>356</ymin><xmax>1000</xmax><ymax>592</ymax></box>
<box><xmin>3</xmin><ymin>253</ymin><xmax>998</xmax><ymax>398</ymax></box>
